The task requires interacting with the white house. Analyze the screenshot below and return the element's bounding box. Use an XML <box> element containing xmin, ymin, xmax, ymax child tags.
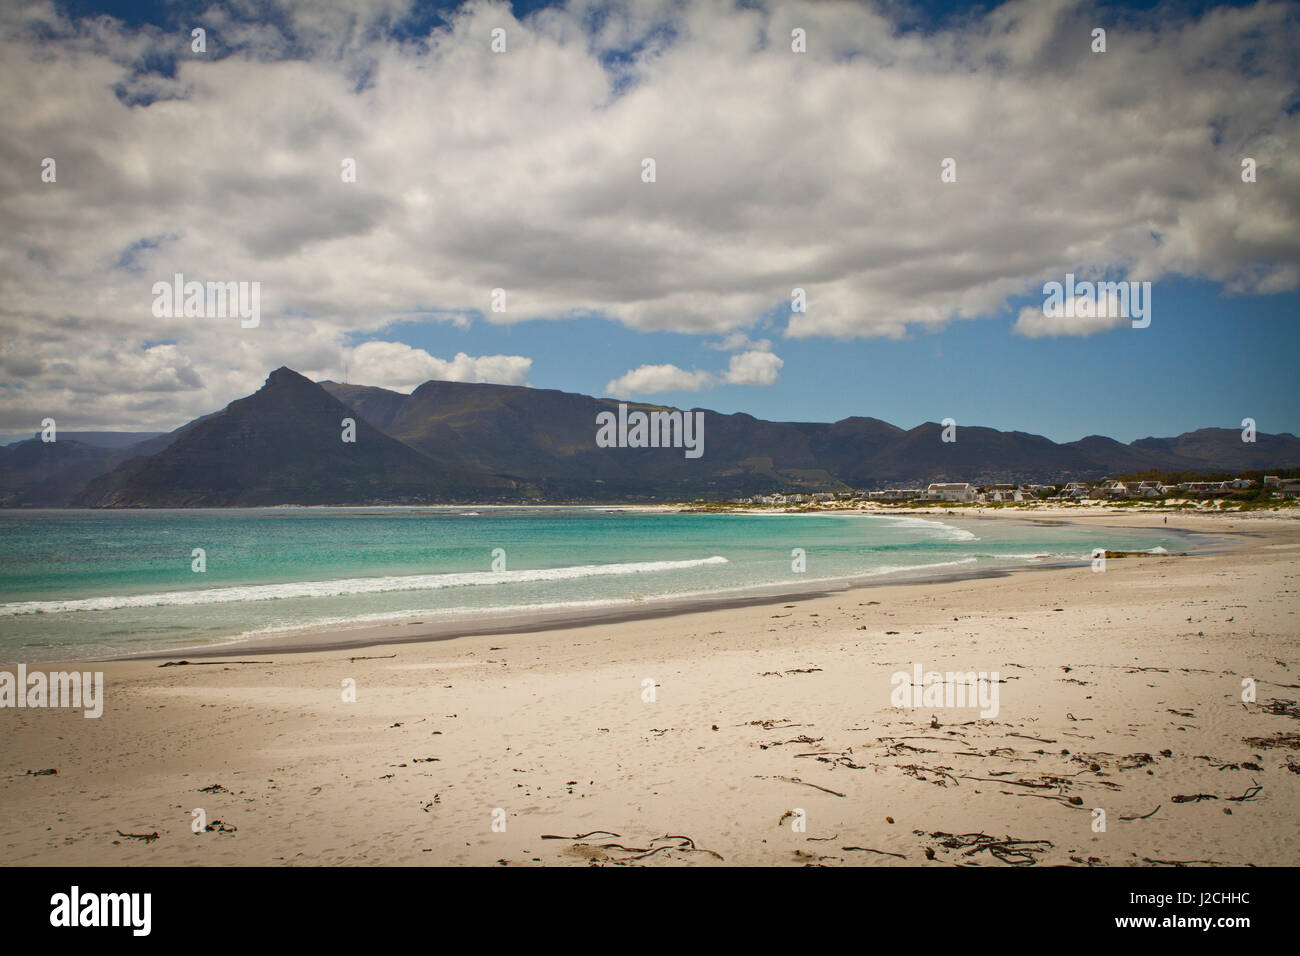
<box><xmin>924</xmin><ymin>482</ymin><xmax>976</xmax><ymax>502</ymax></box>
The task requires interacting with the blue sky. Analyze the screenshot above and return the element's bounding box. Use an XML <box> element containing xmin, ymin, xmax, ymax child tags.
<box><xmin>355</xmin><ymin>277</ymin><xmax>1300</xmax><ymax>442</ymax></box>
<box><xmin>2</xmin><ymin>0</ymin><xmax>1297</xmax><ymax>446</ymax></box>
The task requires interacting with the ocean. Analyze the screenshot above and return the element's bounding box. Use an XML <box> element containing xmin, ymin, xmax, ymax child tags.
<box><xmin>0</xmin><ymin>507</ymin><xmax>1197</xmax><ymax>661</ymax></box>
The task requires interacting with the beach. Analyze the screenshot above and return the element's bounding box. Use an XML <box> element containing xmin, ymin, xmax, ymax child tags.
<box><xmin>2</xmin><ymin>509</ymin><xmax>1298</xmax><ymax>866</ymax></box>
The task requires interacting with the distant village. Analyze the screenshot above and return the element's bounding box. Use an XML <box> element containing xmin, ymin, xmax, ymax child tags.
<box><xmin>734</xmin><ymin>474</ymin><xmax>1300</xmax><ymax>507</ymax></box>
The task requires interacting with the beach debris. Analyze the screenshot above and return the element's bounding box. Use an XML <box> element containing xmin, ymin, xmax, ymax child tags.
<box><xmin>25</xmin><ymin>768</ymin><xmax>57</xmax><ymax>776</ymax></box>
<box><xmin>793</xmin><ymin>848</ymin><xmax>842</xmax><ymax>865</ymax></box>
<box><xmin>842</xmin><ymin>845</ymin><xmax>906</xmax><ymax>859</ymax></box>
<box><xmin>541</xmin><ymin>830</ymin><xmax>621</xmax><ymax>840</ymax></box>
<box><xmin>1118</xmin><ymin>752</ymin><xmax>1156</xmax><ymax>770</ymax></box>
<box><xmin>1242</xmin><ymin>732</ymin><xmax>1300</xmax><ymax>750</ymax></box>
<box><xmin>158</xmin><ymin>660</ymin><xmax>271</xmax><ymax>667</ymax></box>
<box><xmin>204</xmin><ymin>820</ymin><xmax>237</xmax><ymax>833</ymax></box>
<box><xmin>552</xmin><ymin>833</ymin><xmax>723</xmax><ymax>864</ymax></box>
<box><xmin>1261</xmin><ymin>698</ymin><xmax>1300</xmax><ymax>719</ymax></box>
<box><xmin>1194</xmin><ymin>755</ymin><xmax>1262</xmax><ymax>771</ymax></box>
<box><xmin>761</xmin><ymin>734</ymin><xmax>823</xmax><ymax>750</ymax></box>
<box><xmin>796</xmin><ymin>751</ymin><xmax>869</xmax><ymax>770</ymax></box>
<box><xmin>758</xmin><ymin>774</ymin><xmax>846</xmax><ymax>797</ymax></box>
<box><xmin>197</xmin><ymin>783</ymin><xmax>230</xmax><ymax>794</ymax></box>
<box><xmin>927</xmin><ymin>831</ymin><xmax>1053</xmax><ymax>866</ymax></box>
<box><xmin>898</xmin><ymin>764</ymin><xmax>960</xmax><ymax>787</ymax></box>
<box><xmin>348</xmin><ymin>654</ymin><xmax>396</xmax><ymax>662</ymax></box>
<box><xmin>748</xmin><ymin>718</ymin><xmax>805</xmax><ymax>730</ymax></box>
<box><xmin>1141</xmin><ymin>857</ymin><xmax>1222</xmax><ymax>867</ymax></box>
<box><xmin>1225</xmin><ymin>782</ymin><xmax>1263</xmax><ymax>802</ymax></box>
<box><xmin>1171</xmin><ymin>793</ymin><xmax>1217</xmax><ymax>803</ymax></box>
<box><xmin>1119</xmin><ymin>805</ymin><xmax>1161</xmax><ymax>821</ymax></box>
<box><xmin>116</xmin><ymin>830</ymin><xmax>160</xmax><ymax>843</ymax></box>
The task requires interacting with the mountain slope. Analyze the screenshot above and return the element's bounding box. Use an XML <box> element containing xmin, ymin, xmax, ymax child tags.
<box><xmin>74</xmin><ymin>368</ymin><xmax>509</xmax><ymax>506</ymax></box>
<box><xmin>0</xmin><ymin>439</ymin><xmax>126</xmax><ymax>507</ymax></box>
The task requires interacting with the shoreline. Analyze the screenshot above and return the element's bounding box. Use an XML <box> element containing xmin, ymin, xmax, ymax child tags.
<box><xmin>31</xmin><ymin>508</ymin><xmax>1250</xmax><ymax>665</ymax></box>
<box><xmin>1</xmin><ymin>508</ymin><xmax>1295</xmax><ymax>866</ymax></box>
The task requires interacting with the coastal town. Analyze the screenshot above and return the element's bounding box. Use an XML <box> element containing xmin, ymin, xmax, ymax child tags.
<box><xmin>733</xmin><ymin>474</ymin><xmax>1300</xmax><ymax>508</ymax></box>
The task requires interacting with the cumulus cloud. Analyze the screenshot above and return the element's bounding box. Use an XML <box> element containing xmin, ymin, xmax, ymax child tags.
<box><xmin>1013</xmin><ymin>305</ymin><xmax>1130</xmax><ymax>338</ymax></box>
<box><xmin>345</xmin><ymin>341</ymin><xmax>531</xmax><ymax>392</ymax></box>
<box><xmin>604</xmin><ymin>363</ymin><xmax>715</xmax><ymax>396</ymax></box>
<box><xmin>604</xmin><ymin>348</ymin><xmax>783</xmax><ymax>394</ymax></box>
<box><xmin>1013</xmin><ymin>280</ymin><xmax>1149</xmax><ymax>337</ymax></box>
<box><xmin>0</xmin><ymin>0</ymin><xmax>1296</xmax><ymax>429</ymax></box>
<box><xmin>720</xmin><ymin>349</ymin><xmax>783</xmax><ymax>386</ymax></box>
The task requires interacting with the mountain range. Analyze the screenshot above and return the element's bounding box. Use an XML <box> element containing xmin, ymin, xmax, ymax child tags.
<box><xmin>2</xmin><ymin>366</ymin><xmax>1297</xmax><ymax>507</ymax></box>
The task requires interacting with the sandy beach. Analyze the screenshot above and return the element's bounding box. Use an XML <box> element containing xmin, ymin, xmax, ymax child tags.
<box><xmin>3</xmin><ymin>509</ymin><xmax>1298</xmax><ymax>867</ymax></box>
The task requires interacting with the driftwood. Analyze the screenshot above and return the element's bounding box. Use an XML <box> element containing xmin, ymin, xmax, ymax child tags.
<box><xmin>116</xmin><ymin>829</ymin><xmax>160</xmax><ymax>843</ymax></box>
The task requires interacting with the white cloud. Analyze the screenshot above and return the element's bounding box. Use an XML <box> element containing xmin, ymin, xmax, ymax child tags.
<box><xmin>604</xmin><ymin>364</ymin><xmax>714</xmax><ymax>396</ymax></box>
<box><xmin>1013</xmin><ymin>284</ymin><xmax>1143</xmax><ymax>337</ymax></box>
<box><xmin>719</xmin><ymin>349</ymin><xmax>783</xmax><ymax>386</ymax></box>
<box><xmin>347</xmin><ymin>341</ymin><xmax>531</xmax><ymax>392</ymax></box>
<box><xmin>1013</xmin><ymin>305</ymin><xmax>1129</xmax><ymax>338</ymax></box>
<box><xmin>708</xmin><ymin>331</ymin><xmax>772</xmax><ymax>352</ymax></box>
<box><xmin>0</xmin><ymin>0</ymin><xmax>1295</xmax><ymax>429</ymax></box>
<box><xmin>605</xmin><ymin>348</ymin><xmax>783</xmax><ymax>394</ymax></box>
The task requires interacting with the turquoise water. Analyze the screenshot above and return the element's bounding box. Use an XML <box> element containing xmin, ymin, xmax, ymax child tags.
<box><xmin>0</xmin><ymin>507</ymin><xmax>1194</xmax><ymax>660</ymax></box>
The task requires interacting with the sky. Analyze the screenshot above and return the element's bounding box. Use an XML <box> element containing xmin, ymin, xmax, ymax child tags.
<box><xmin>1</xmin><ymin>0</ymin><xmax>1297</xmax><ymax>446</ymax></box>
